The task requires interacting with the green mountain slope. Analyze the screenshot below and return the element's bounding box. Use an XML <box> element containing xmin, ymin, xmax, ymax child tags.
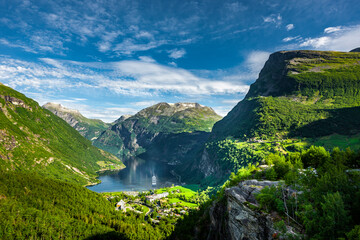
<box><xmin>213</xmin><ymin>50</ymin><xmax>360</xmax><ymax>140</ymax></box>
<box><xmin>43</xmin><ymin>102</ymin><xmax>110</xmax><ymax>141</ymax></box>
<box><xmin>94</xmin><ymin>102</ymin><xmax>222</xmax><ymax>159</ymax></box>
<box><xmin>0</xmin><ymin>83</ymin><xmax>124</xmax><ymax>185</ymax></box>
<box><xmin>0</xmin><ymin>171</ymin><xmax>164</xmax><ymax>239</ymax></box>
<box><xmin>192</xmin><ymin>49</ymin><xmax>360</xmax><ymax>186</ymax></box>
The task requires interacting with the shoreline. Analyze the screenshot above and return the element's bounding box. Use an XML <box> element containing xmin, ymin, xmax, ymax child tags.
<box><xmin>84</xmin><ymin>166</ymin><xmax>126</xmax><ymax>187</ymax></box>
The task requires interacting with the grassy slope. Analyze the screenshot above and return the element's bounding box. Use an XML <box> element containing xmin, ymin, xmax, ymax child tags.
<box><xmin>0</xmin><ymin>84</ymin><xmax>124</xmax><ymax>185</ymax></box>
<box><xmin>0</xmin><ymin>171</ymin><xmax>163</xmax><ymax>240</ymax></box>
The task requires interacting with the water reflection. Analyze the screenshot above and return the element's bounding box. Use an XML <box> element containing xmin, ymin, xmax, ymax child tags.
<box><xmin>87</xmin><ymin>158</ymin><xmax>176</xmax><ymax>193</ymax></box>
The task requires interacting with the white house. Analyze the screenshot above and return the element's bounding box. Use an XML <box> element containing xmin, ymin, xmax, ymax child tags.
<box><xmin>116</xmin><ymin>200</ymin><xmax>126</xmax><ymax>211</ymax></box>
<box><xmin>146</xmin><ymin>192</ymin><xmax>169</xmax><ymax>202</ymax></box>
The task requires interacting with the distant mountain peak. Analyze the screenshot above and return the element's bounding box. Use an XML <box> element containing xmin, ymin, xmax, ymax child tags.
<box><xmin>94</xmin><ymin>101</ymin><xmax>222</xmax><ymax>159</ymax></box>
<box><xmin>43</xmin><ymin>102</ymin><xmax>109</xmax><ymax>141</ymax></box>
<box><xmin>137</xmin><ymin>102</ymin><xmax>216</xmax><ymax>118</ymax></box>
<box><xmin>43</xmin><ymin>102</ymin><xmax>81</xmax><ymax>115</ymax></box>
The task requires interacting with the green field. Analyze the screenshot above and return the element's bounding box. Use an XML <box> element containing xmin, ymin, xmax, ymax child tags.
<box><xmin>167</xmin><ymin>198</ymin><xmax>198</xmax><ymax>207</ymax></box>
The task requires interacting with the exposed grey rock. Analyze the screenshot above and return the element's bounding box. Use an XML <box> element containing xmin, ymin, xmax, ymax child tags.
<box><xmin>207</xmin><ymin>180</ymin><xmax>278</xmax><ymax>240</ymax></box>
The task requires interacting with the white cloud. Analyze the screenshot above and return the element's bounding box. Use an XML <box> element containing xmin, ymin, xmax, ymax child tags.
<box><xmin>98</xmin><ymin>31</ymin><xmax>122</xmax><ymax>52</ymax></box>
<box><xmin>0</xmin><ymin>56</ymin><xmax>250</xmax><ymax>98</ymax></box>
<box><xmin>0</xmin><ymin>38</ymin><xmax>37</xmax><ymax>53</ymax></box>
<box><xmin>113</xmin><ymin>39</ymin><xmax>167</xmax><ymax>55</ymax></box>
<box><xmin>44</xmin><ymin>101</ymin><xmax>138</xmax><ymax>123</ymax></box>
<box><xmin>222</xmin><ymin>99</ymin><xmax>241</xmax><ymax>104</ymax></box>
<box><xmin>245</xmin><ymin>51</ymin><xmax>270</xmax><ymax>74</ymax></box>
<box><xmin>132</xmin><ymin>101</ymin><xmax>158</xmax><ymax>107</ymax></box>
<box><xmin>263</xmin><ymin>14</ymin><xmax>282</xmax><ymax>26</ymax></box>
<box><xmin>138</xmin><ymin>56</ymin><xmax>156</xmax><ymax>63</ymax></box>
<box><xmin>168</xmin><ymin>48</ymin><xmax>186</xmax><ymax>59</ymax></box>
<box><xmin>212</xmin><ymin>106</ymin><xmax>233</xmax><ymax>117</ymax></box>
<box><xmin>282</xmin><ymin>36</ymin><xmax>301</xmax><ymax>42</ymax></box>
<box><xmin>135</xmin><ymin>31</ymin><xmax>153</xmax><ymax>39</ymax></box>
<box><xmin>324</xmin><ymin>26</ymin><xmax>342</xmax><ymax>34</ymax></box>
<box><xmin>299</xmin><ymin>25</ymin><xmax>360</xmax><ymax>51</ymax></box>
<box><xmin>286</xmin><ymin>24</ymin><xmax>294</xmax><ymax>31</ymax></box>
<box><xmin>300</xmin><ymin>36</ymin><xmax>330</xmax><ymax>48</ymax></box>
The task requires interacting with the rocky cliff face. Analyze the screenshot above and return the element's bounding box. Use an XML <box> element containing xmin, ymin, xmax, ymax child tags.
<box><xmin>43</xmin><ymin>102</ymin><xmax>109</xmax><ymax>141</ymax></box>
<box><xmin>207</xmin><ymin>180</ymin><xmax>278</xmax><ymax>240</ymax></box>
<box><xmin>93</xmin><ymin>102</ymin><xmax>222</xmax><ymax>159</ymax></box>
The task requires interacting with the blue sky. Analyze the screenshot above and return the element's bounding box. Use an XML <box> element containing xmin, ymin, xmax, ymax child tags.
<box><xmin>1</xmin><ymin>0</ymin><xmax>360</xmax><ymax>122</ymax></box>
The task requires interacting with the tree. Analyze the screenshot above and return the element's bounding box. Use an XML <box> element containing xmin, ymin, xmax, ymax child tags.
<box><xmin>303</xmin><ymin>192</ymin><xmax>350</xmax><ymax>239</ymax></box>
<box><xmin>301</xmin><ymin>146</ymin><xmax>330</xmax><ymax>169</ymax></box>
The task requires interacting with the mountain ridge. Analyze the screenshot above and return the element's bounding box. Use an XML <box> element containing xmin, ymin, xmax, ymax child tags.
<box><xmin>43</xmin><ymin>102</ymin><xmax>110</xmax><ymax>141</ymax></box>
<box><xmin>94</xmin><ymin>101</ymin><xmax>222</xmax><ymax>159</ymax></box>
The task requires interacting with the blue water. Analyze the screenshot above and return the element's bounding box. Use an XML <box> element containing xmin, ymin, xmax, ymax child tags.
<box><xmin>87</xmin><ymin>158</ymin><xmax>176</xmax><ymax>192</ymax></box>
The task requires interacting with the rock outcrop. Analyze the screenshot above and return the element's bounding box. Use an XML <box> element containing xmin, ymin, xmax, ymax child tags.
<box><xmin>207</xmin><ymin>180</ymin><xmax>279</xmax><ymax>240</ymax></box>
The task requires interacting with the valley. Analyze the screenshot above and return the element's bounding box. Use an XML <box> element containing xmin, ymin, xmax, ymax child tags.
<box><xmin>1</xmin><ymin>48</ymin><xmax>360</xmax><ymax>239</ymax></box>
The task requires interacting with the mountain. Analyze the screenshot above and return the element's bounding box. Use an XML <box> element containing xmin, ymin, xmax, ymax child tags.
<box><xmin>94</xmin><ymin>102</ymin><xmax>222</xmax><ymax>159</ymax></box>
<box><xmin>189</xmin><ymin>49</ymin><xmax>360</xmax><ymax>186</ymax></box>
<box><xmin>0</xmin><ymin>83</ymin><xmax>124</xmax><ymax>185</ymax></box>
<box><xmin>43</xmin><ymin>102</ymin><xmax>110</xmax><ymax>141</ymax></box>
<box><xmin>213</xmin><ymin>50</ymin><xmax>360</xmax><ymax>140</ymax></box>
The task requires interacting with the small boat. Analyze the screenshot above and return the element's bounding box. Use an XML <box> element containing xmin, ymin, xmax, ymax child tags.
<box><xmin>152</xmin><ymin>175</ymin><xmax>157</xmax><ymax>186</ymax></box>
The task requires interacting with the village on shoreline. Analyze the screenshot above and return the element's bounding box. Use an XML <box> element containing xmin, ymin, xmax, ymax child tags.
<box><xmin>102</xmin><ymin>185</ymin><xmax>210</xmax><ymax>224</ymax></box>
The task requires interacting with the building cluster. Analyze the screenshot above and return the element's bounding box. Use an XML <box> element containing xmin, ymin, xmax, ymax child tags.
<box><xmin>146</xmin><ymin>192</ymin><xmax>169</xmax><ymax>202</ymax></box>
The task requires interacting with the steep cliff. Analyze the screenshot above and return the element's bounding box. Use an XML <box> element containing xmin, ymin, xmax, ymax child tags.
<box><xmin>212</xmin><ymin>50</ymin><xmax>360</xmax><ymax>140</ymax></box>
<box><xmin>207</xmin><ymin>180</ymin><xmax>279</xmax><ymax>240</ymax></box>
<box><xmin>43</xmin><ymin>102</ymin><xmax>110</xmax><ymax>141</ymax></box>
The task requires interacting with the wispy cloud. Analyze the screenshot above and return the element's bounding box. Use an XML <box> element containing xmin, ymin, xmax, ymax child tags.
<box><xmin>43</xmin><ymin>100</ymin><xmax>139</xmax><ymax>123</ymax></box>
<box><xmin>324</xmin><ymin>26</ymin><xmax>342</xmax><ymax>34</ymax></box>
<box><xmin>0</xmin><ymin>38</ymin><xmax>37</xmax><ymax>53</ymax></box>
<box><xmin>286</xmin><ymin>24</ymin><xmax>294</xmax><ymax>31</ymax></box>
<box><xmin>132</xmin><ymin>101</ymin><xmax>159</xmax><ymax>107</ymax></box>
<box><xmin>245</xmin><ymin>51</ymin><xmax>270</xmax><ymax>75</ymax></box>
<box><xmin>0</xmin><ymin>56</ymin><xmax>251</xmax><ymax>98</ymax></box>
<box><xmin>282</xmin><ymin>36</ymin><xmax>301</xmax><ymax>42</ymax></box>
<box><xmin>168</xmin><ymin>49</ymin><xmax>186</xmax><ymax>59</ymax></box>
<box><xmin>113</xmin><ymin>39</ymin><xmax>168</xmax><ymax>55</ymax></box>
<box><xmin>263</xmin><ymin>14</ymin><xmax>282</xmax><ymax>26</ymax></box>
<box><xmin>299</xmin><ymin>24</ymin><xmax>360</xmax><ymax>51</ymax></box>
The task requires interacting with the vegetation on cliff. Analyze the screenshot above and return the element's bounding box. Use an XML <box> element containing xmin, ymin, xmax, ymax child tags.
<box><xmin>0</xmin><ymin>84</ymin><xmax>124</xmax><ymax>185</ymax></box>
<box><xmin>213</xmin><ymin>50</ymin><xmax>360</xmax><ymax>140</ymax></box>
